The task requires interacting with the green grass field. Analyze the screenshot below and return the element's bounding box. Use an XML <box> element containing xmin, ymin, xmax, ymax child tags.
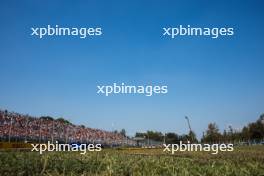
<box><xmin>1</xmin><ymin>146</ymin><xmax>264</xmax><ymax>176</ymax></box>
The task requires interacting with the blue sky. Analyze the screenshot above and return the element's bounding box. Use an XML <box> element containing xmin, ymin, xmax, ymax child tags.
<box><xmin>0</xmin><ymin>0</ymin><xmax>264</xmax><ymax>138</ymax></box>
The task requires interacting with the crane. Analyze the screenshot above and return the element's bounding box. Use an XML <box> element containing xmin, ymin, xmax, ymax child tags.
<box><xmin>185</xmin><ymin>116</ymin><xmax>194</xmax><ymax>142</ymax></box>
<box><xmin>185</xmin><ymin>116</ymin><xmax>192</xmax><ymax>132</ymax></box>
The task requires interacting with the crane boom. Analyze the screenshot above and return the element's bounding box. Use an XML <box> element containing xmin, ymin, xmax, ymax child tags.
<box><xmin>185</xmin><ymin>116</ymin><xmax>192</xmax><ymax>132</ymax></box>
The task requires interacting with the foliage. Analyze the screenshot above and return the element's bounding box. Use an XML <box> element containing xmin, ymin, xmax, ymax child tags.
<box><xmin>40</xmin><ymin>116</ymin><xmax>54</xmax><ymax>121</ymax></box>
<box><xmin>201</xmin><ymin>114</ymin><xmax>264</xmax><ymax>143</ymax></box>
<box><xmin>120</xmin><ymin>129</ymin><xmax>126</xmax><ymax>137</ymax></box>
<box><xmin>57</xmin><ymin>117</ymin><xmax>72</xmax><ymax>125</ymax></box>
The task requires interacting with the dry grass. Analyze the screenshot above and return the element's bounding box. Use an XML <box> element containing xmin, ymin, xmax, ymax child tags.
<box><xmin>0</xmin><ymin>146</ymin><xmax>264</xmax><ymax>176</ymax></box>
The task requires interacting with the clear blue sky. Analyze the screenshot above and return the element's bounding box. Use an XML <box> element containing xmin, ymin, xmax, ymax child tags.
<box><xmin>0</xmin><ymin>0</ymin><xmax>264</xmax><ymax>138</ymax></box>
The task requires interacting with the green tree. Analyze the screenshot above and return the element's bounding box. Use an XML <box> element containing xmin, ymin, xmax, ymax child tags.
<box><xmin>57</xmin><ymin>117</ymin><xmax>71</xmax><ymax>125</ymax></box>
<box><xmin>188</xmin><ymin>130</ymin><xmax>198</xmax><ymax>143</ymax></box>
<box><xmin>202</xmin><ymin>123</ymin><xmax>222</xmax><ymax>143</ymax></box>
<box><xmin>120</xmin><ymin>129</ymin><xmax>126</xmax><ymax>137</ymax></box>
<box><xmin>165</xmin><ymin>132</ymin><xmax>179</xmax><ymax>143</ymax></box>
<box><xmin>40</xmin><ymin>116</ymin><xmax>54</xmax><ymax>121</ymax></box>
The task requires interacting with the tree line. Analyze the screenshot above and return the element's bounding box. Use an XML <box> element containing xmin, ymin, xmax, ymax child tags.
<box><xmin>134</xmin><ymin>114</ymin><xmax>264</xmax><ymax>144</ymax></box>
<box><xmin>202</xmin><ymin>114</ymin><xmax>264</xmax><ymax>143</ymax></box>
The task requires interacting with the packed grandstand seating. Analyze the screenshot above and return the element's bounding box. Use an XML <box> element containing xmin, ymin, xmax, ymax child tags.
<box><xmin>0</xmin><ymin>109</ymin><xmax>135</xmax><ymax>146</ymax></box>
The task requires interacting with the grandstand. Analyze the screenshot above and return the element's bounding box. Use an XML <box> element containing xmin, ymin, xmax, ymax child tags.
<box><xmin>0</xmin><ymin>109</ymin><xmax>135</xmax><ymax>147</ymax></box>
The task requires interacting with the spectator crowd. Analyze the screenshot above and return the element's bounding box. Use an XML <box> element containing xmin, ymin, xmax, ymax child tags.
<box><xmin>0</xmin><ymin>109</ymin><xmax>134</xmax><ymax>146</ymax></box>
